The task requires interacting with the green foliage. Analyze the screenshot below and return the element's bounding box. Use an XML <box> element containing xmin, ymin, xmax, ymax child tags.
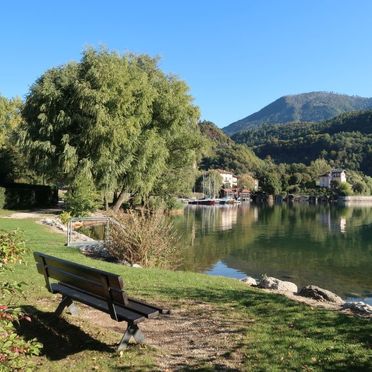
<box><xmin>164</xmin><ymin>197</ymin><xmax>185</xmax><ymax>210</ymax></box>
<box><xmin>59</xmin><ymin>211</ymin><xmax>72</xmax><ymax>225</ymax></box>
<box><xmin>0</xmin><ymin>188</ymin><xmax>5</xmax><ymax>209</ymax></box>
<box><xmin>106</xmin><ymin>210</ymin><xmax>180</xmax><ymax>269</ymax></box>
<box><xmin>224</xmin><ymin>91</ymin><xmax>372</xmax><ymax>135</ymax></box>
<box><xmin>336</xmin><ymin>182</ymin><xmax>353</xmax><ymax>196</ymax></box>
<box><xmin>199</xmin><ymin>120</ymin><xmax>263</xmax><ymax>175</ymax></box>
<box><xmin>0</xmin><ymin>96</ymin><xmax>29</xmax><ymax>183</ymax></box>
<box><xmin>21</xmin><ymin>48</ymin><xmax>201</xmax><ymax>209</ymax></box>
<box><xmin>256</xmin><ymin>167</ymin><xmax>282</xmax><ymax>195</ymax></box>
<box><xmin>233</xmin><ymin>110</ymin><xmax>372</xmax><ymax>178</ymax></box>
<box><xmin>64</xmin><ymin>161</ymin><xmax>100</xmax><ymax>216</ymax></box>
<box><xmin>0</xmin><ymin>230</ymin><xmax>42</xmax><ymax>371</ymax></box>
<box><xmin>0</xmin><ymin>230</ymin><xmax>26</xmax><ymax>267</ymax></box>
<box><xmin>0</xmin><ymin>305</ymin><xmax>42</xmax><ymax>371</ymax></box>
<box><xmin>201</xmin><ymin>170</ymin><xmax>223</xmax><ymax>198</ymax></box>
<box><xmin>237</xmin><ymin>173</ymin><xmax>256</xmax><ymax>190</ymax></box>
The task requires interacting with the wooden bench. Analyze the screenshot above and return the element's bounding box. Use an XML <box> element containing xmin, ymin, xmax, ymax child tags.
<box><xmin>34</xmin><ymin>252</ymin><xmax>170</xmax><ymax>351</ymax></box>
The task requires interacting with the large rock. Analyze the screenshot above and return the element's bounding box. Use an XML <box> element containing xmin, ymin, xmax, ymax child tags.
<box><xmin>342</xmin><ymin>302</ymin><xmax>372</xmax><ymax>315</ymax></box>
<box><xmin>258</xmin><ymin>276</ymin><xmax>298</xmax><ymax>293</ymax></box>
<box><xmin>240</xmin><ymin>276</ymin><xmax>258</xmax><ymax>286</ymax></box>
<box><xmin>298</xmin><ymin>285</ymin><xmax>344</xmax><ymax>304</ymax></box>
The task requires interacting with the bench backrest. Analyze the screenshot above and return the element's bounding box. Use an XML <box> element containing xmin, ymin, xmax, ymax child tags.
<box><xmin>34</xmin><ymin>252</ymin><xmax>128</xmax><ymax>319</ymax></box>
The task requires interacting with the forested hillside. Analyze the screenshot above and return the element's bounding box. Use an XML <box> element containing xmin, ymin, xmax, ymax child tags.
<box><xmin>198</xmin><ymin>120</ymin><xmax>264</xmax><ymax>174</ymax></box>
<box><xmin>232</xmin><ymin>111</ymin><xmax>372</xmax><ymax>176</ymax></box>
<box><xmin>224</xmin><ymin>92</ymin><xmax>372</xmax><ymax>135</ymax></box>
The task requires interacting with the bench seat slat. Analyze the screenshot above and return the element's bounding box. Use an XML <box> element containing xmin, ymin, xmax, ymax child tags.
<box><xmin>128</xmin><ymin>297</ymin><xmax>171</xmax><ymax>315</ymax></box>
<box><xmin>51</xmin><ymin>283</ymin><xmax>146</xmax><ymax>324</ymax></box>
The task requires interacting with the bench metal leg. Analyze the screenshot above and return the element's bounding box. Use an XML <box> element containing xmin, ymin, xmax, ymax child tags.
<box><xmin>54</xmin><ymin>296</ymin><xmax>78</xmax><ymax>316</ymax></box>
<box><xmin>117</xmin><ymin>323</ymin><xmax>145</xmax><ymax>351</ymax></box>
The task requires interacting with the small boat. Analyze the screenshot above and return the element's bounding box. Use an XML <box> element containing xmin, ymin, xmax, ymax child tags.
<box><xmin>188</xmin><ymin>198</ymin><xmax>217</xmax><ymax>205</ymax></box>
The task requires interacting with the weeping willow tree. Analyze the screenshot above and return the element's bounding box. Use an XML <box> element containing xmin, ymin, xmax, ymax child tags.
<box><xmin>20</xmin><ymin>48</ymin><xmax>202</xmax><ymax>210</ymax></box>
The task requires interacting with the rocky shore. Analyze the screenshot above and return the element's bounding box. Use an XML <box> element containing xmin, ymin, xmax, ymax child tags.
<box><xmin>240</xmin><ymin>275</ymin><xmax>372</xmax><ymax>317</ymax></box>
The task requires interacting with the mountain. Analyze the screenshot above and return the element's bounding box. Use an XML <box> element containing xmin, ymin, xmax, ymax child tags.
<box><xmin>232</xmin><ymin>110</ymin><xmax>372</xmax><ymax>176</ymax></box>
<box><xmin>224</xmin><ymin>92</ymin><xmax>372</xmax><ymax>135</ymax></box>
<box><xmin>198</xmin><ymin>120</ymin><xmax>264</xmax><ymax>174</ymax></box>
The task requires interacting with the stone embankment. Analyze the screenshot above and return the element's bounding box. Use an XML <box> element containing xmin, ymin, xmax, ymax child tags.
<box><xmin>240</xmin><ymin>275</ymin><xmax>372</xmax><ymax>317</ymax></box>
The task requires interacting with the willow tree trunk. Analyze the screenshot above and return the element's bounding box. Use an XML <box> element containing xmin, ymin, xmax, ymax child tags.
<box><xmin>112</xmin><ymin>188</ymin><xmax>131</xmax><ymax>212</ymax></box>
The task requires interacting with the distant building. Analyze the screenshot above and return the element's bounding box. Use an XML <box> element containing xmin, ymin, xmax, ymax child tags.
<box><xmin>318</xmin><ymin>169</ymin><xmax>347</xmax><ymax>188</ymax></box>
<box><xmin>218</xmin><ymin>170</ymin><xmax>238</xmax><ymax>189</ymax></box>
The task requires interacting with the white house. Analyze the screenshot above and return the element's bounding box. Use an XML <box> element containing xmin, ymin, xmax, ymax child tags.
<box><xmin>318</xmin><ymin>169</ymin><xmax>347</xmax><ymax>188</ymax></box>
<box><xmin>218</xmin><ymin>170</ymin><xmax>238</xmax><ymax>188</ymax></box>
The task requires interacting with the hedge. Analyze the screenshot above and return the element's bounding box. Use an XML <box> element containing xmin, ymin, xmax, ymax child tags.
<box><xmin>0</xmin><ymin>183</ymin><xmax>58</xmax><ymax>209</ymax></box>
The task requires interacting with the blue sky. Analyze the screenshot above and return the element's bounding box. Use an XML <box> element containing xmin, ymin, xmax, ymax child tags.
<box><xmin>1</xmin><ymin>0</ymin><xmax>372</xmax><ymax>127</ymax></box>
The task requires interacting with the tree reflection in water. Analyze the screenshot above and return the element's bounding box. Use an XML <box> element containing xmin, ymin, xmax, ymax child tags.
<box><xmin>173</xmin><ymin>204</ymin><xmax>372</xmax><ymax>303</ymax></box>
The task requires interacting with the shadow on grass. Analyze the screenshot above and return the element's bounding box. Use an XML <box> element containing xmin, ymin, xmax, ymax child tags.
<box><xmin>16</xmin><ymin>305</ymin><xmax>113</xmax><ymax>360</ymax></box>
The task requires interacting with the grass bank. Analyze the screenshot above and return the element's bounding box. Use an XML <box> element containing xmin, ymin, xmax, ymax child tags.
<box><xmin>0</xmin><ymin>217</ymin><xmax>371</xmax><ymax>371</ymax></box>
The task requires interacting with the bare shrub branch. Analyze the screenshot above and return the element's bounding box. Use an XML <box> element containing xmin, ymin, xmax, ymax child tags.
<box><xmin>105</xmin><ymin>209</ymin><xmax>180</xmax><ymax>269</ymax></box>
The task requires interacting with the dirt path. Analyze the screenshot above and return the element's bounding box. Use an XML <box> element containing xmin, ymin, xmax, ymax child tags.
<box><xmin>1</xmin><ymin>209</ymin><xmax>61</xmax><ymax>219</ymax></box>
<box><xmin>39</xmin><ymin>298</ymin><xmax>248</xmax><ymax>370</ymax></box>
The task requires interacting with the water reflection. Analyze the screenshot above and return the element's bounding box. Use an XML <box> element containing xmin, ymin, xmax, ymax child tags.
<box><xmin>173</xmin><ymin>204</ymin><xmax>372</xmax><ymax>303</ymax></box>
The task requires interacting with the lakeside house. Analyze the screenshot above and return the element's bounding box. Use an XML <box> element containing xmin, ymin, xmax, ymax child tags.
<box><xmin>218</xmin><ymin>170</ymin><xmax>259</xmax><ymax>200</ymax></box>
<box><xmin>217</xmin><ymin>170</ymin><xmax>238</xmax><ymax>189</ymax></box>
<box><xmin>318</xmin><ymin>169</ymin><xmax>347</xmax><ymax>188</ymax></box>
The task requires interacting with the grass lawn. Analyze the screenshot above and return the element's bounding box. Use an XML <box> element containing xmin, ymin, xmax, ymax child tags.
<box><xmin>0</xmin><ymin>217</ymin><xmax>371</xmax><ymax>371</ymax></box>
<box><xmin>0</xmin><ymin>209</ymin><xmax>13</xmax><ymax>217</ymax></box>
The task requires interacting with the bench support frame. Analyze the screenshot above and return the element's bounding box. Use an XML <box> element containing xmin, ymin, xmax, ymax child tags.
<box><xmin>118</xmin><ymin>323</ymin><xmax>145</xmax><ymax>351</ymax></box>
<box><xmin>55</xmin><ymin>296</ymin><xmax>79</xmax><ymax>316</ymax></box>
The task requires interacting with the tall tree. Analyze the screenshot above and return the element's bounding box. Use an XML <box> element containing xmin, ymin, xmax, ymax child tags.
<box><xmin>20</xmin><ymin>48</ymin><xmax>201</xmax><ymax>210</ymax></box>
<box><xmin>0</xmin><ymin>96</ymin><xmax>24</xmax><ymax>182</ymax></box>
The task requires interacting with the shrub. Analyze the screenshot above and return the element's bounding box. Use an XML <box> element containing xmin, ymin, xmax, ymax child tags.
<box><xmin>165</xmin><ymin>197</ymin><xmax>185</xmax><ymax>210</ymax></box>
<box><xmin>337</xmin><ymin>182</ymin><xmax>353</xmax><ymax>196</ymax></box>
<box><xmin>64</xmin><ymin>162</ymin><xmax>100</xmax><ymax>216</ymax></box>
<box><xmin>0</xmin><ymin>230</ymin><xmax>42</xmax><ymax>370</ymax></box>
<box><xmin>0</xmin><ymin>305</ymin><xmax>42</xmax><ymax>371</ymax></box>
<box><xmin>59</xmin><ymin>211</ymin><xmax>72</xmax><ymax>225</ymax></box>
<box><xmin>106</xmin><ymin>209</ymin><xmax>180</xmax><ymax>269</ymax></box>
<box><xmin>0</xmin><ymin>184</ymin><xmax>58</xmax><ymax>210</ymax></box>
<box><xmin>0</xmin><ymin>230</ymin><xmax>26</xmax><ymax>267</ymax></box>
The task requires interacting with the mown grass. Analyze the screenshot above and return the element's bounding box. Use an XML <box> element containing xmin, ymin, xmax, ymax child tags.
<box><xmin>0</xmin><ymin>217</ymin><xmax>371</xmax><ymax>371</ymax></box>
<box><xmin>0</xmin><ymin>209</ymin><xmax>13</xmax><ymax>216</ymax></box>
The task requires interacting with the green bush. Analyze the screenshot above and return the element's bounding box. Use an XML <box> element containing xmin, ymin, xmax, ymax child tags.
<box><xmin>0</xmin><ymin>230</ymin><xmax>42</xmax><ymax>370</ymax></box>
<box><xmin>165</xmin><ymin>197</ymin><xmax>185</xmax><ymax>210</ymax></box>
<box><xmin>0</xmin><ymin>184</ymin><xmax>58</xmax><ymax>210</ymax></box>
<box><xmin>59</xmin><ymin>211</ymin><xmax>72</xmax><ymax>225</ymax></box>
<box><xmin>336</xmin><ymin>182</ymin><xmax>353</xmax><ymax>196</ymax></box>
<box><xmin>0</xmin><ymin>230</ymin><xmax>26</xmax><ymax>267</ymax></box>
<box><xmin>64</xmin><ymin>162</ymin><xmax>100</xmax><ymax>216</ymax></box>
<box><xmin>0</xmin><ymin>187</ymin><xmax>5</xmax><ymax>209</ymax></box>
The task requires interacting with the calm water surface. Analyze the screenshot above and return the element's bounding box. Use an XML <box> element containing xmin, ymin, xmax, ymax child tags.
<box><xmin>172</xmin><ymin>204</ymin><xmax>372</xmax><ymax>304</ymax></box>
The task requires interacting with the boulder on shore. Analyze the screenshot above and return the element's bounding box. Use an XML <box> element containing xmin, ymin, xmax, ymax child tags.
<box><xmin>240</xmin><ymin>276</ymin><xmax>258</xmax><ymax>286</ymax></box>
<box><xmin>298</xmin><ymin>285</ymin><xmax>344</xmax><ymax>304</ymax></box>
<box><xmin>342</xmin><ymin>301</ymin><xmax>372</xmax><ymax>315</ymax></box>
<box><xmin>258</xmin><ymin>276</ymin><xmax>298</xmax><ymax>293</ymax></box>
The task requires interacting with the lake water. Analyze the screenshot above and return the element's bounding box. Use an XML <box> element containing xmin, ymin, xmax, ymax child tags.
<box><xmin>172</xmin><ymin>204</ymin><xmax>372</xmax><ymax>304</ymax></box>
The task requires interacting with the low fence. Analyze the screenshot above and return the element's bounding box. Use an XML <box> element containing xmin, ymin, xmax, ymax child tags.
<box><xmin>67</xmin><ymin>217</ymin><xmax>111</xmax><ymax>247</ymax></box>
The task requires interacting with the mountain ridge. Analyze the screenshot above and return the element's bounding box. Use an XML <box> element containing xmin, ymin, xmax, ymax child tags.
<box><xmin>223</xmin><ymin>91</ymin><xmax>372</xmax><ymax>135</ymax></box>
